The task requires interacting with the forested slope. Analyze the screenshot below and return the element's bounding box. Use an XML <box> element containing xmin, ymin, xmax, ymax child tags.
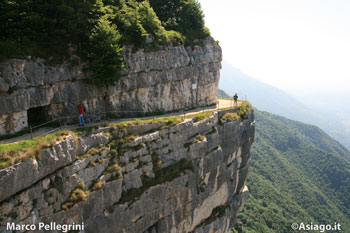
<box><xmin>0</xmin><ymin>0</ymin><xmax>209</xmax><ymax>82</ymax></box>
<box><xmin>235</xmin><ymin>110</ymin><xmax>350</xmax><ymax>232</ymax></box>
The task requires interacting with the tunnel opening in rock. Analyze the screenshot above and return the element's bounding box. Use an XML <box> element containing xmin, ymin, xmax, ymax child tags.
<box><xmin>27</xmin><ymin>105</ymin><xmax>50</xmax><ymax>126</ymax></box>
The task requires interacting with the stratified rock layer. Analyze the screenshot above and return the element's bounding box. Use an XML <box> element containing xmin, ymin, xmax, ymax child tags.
<box><xmin>0</xmin><ymin>109</ymin><xmax>255</xmax><ymax>233</ymax></box>
<box><xmin>0</xmin><ymin>37</ymin><xmax>222</xmax><ymax>135</ymax></box>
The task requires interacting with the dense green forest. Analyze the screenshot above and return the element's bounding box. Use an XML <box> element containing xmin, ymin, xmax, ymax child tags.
<box><xmin>0</xmin><ymin>0</ymin><xmax>209</xmax><ymax>82</ymax></box>
<box><xmin>235</xmin><ymin>110</ymin><xmax>350</xmax><ymax>232</ymax></box>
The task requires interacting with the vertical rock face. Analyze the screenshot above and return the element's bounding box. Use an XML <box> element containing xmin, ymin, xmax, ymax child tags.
<box><xmin>0</xmin><ymin>37</ymin><xmax>222</xmax><ymax>135</ymax></box>
<box><xmin>0</xmin><ymin>109</ymin><xmax>255</xmax><ymax>233</ymax></box>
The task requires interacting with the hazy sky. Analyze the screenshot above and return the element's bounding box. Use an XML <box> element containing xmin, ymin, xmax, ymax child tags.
<box><xmin>199</xmin><ymin>0</ymin><xmax>350</xmax><ymax>94</ymax></box>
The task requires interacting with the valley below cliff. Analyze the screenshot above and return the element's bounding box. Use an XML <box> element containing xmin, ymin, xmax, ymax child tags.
<box><xmin>234</xmin><ymin>109</ymin><xmax>350</xmax><ymax>233</ymax></box>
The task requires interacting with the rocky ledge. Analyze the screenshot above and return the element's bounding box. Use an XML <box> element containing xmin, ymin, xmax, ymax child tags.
<box><xmin>0</xmin><ymin>109</ymin><xmax>254</xmax><ymax>233</ymax></box>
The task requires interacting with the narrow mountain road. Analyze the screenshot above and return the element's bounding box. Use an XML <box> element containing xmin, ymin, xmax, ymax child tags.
<box><xmin>218</xmin><ymin>99</ymin><xmax>241</xmax><ymax>109</ymax></box>
<box><xmin>0</xmin><ymin>99</ymin><xmax>241</xmax><ymax>145</ymax></box>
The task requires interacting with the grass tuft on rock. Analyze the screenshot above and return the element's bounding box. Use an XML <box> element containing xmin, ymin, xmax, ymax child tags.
<box><xmin>0</xmin><ymin>131</ymin><xmax>78</xmax><ymax>169</ymax></box>
<box><xmin>87</xmin><ymin>160</ymin><xmax>97</xmax><ymax>168</ymax></box>
<box><xmin>90</xmin><ymin>180</ymin><xmax>106</xmax><ymax>192</ymax></box>
<box><xmin>220</xmin><ymin>101</ymin><xmax>252</xmax><ymax>123</ymax></box>
<box><xmin>106</xmin><ymin>164</ymin><xmax>121</xmax><ymax>173</ymax></box>
<box><xmin>61</xmin><ymin>187</ymin><xmax>90</xmax><ymax>211</ymax></box>
<box><xmin>77</xmin><ymin>146</ymin><xmax>107</xmax><ymax>160</ymax></box>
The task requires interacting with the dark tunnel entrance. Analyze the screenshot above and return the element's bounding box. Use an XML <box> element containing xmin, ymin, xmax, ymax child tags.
<box><xmin>27</xmin><ymin>105</ymin><xmax>51</xmax><ymax>126</ymax></box>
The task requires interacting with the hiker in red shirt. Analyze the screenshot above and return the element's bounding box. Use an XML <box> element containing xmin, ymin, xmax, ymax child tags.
<box><xmin>76</xmin><ymin>101</ymin><xmax>85</xmax><ymax>126</ymax></box>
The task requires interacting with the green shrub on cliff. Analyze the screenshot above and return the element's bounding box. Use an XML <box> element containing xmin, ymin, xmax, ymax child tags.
<box><xmin>149</xmin><ymin>0</ymin><xmax>210</xmax><ymax>42</ymax></box>
<box><xmin>112</xmin><ymin>1</ymin><xmax>149</xmax><ymax>46</ymax></box>
<box><xmin>0</xmin><ymin>0</ymin><xmax>209</xmax><ymax>83</ymax></box>
<box><xmin>138</xmin><ymin>1</ymin><xmax>167</xmax><ymax>43</ymax></box>
<box><xmin>87</xmin><ymin>18</ymin><xmax>124</xmax><ymax>83</ymax></box>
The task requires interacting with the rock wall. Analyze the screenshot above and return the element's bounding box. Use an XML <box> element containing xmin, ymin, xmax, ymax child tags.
<box><xmin>0</xmin><ymin>37</ymin><xmax>222</xmax><ymax>135</ymax></box>
<box><xmin>0</xmin><ymin>109</ymin><xmax>255</xmax><ymax>233</ymax></box>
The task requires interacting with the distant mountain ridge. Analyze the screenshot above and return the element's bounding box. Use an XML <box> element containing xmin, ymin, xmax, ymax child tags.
<box><xmin>217</xmin><ymin>89</ymin><xmax>231</xmax><ymax>98</ymax></box>
<box><xmin>219</xmin><ymin>60</ymin><xmax>350</xmax><ymax>150</ymax></box>
<box><xmin>219</xmin><ymin>61</ymin><xmax>322</xmax><ymax>125</ymax></box>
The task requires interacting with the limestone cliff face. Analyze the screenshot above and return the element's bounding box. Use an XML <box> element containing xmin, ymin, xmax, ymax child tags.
<box><xmin>0</xmin><ymin>37</ymin><xmax>221</xmax><ymax>135</ymax></box>
<box><xmin>0</xmin><ymin>109</ymin><xmax>255</xmax><ymax>233</ymax></box>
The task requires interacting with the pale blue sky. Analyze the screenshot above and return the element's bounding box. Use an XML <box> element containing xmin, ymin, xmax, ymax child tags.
<box><xmin>199</xmin><ymin>0</ymin><xmax>350</xmax><ymax>95</ymax></box>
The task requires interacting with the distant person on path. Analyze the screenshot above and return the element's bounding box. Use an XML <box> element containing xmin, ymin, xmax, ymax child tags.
<box><xmin>76</xmin><ymin>101</ymin><xmax>85</xmax><ymax>126</ymax></box>
<box><xmin>233</xmin><ymin>93</ymin><xmax>238</xmax><ymax>105</ymax></box>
